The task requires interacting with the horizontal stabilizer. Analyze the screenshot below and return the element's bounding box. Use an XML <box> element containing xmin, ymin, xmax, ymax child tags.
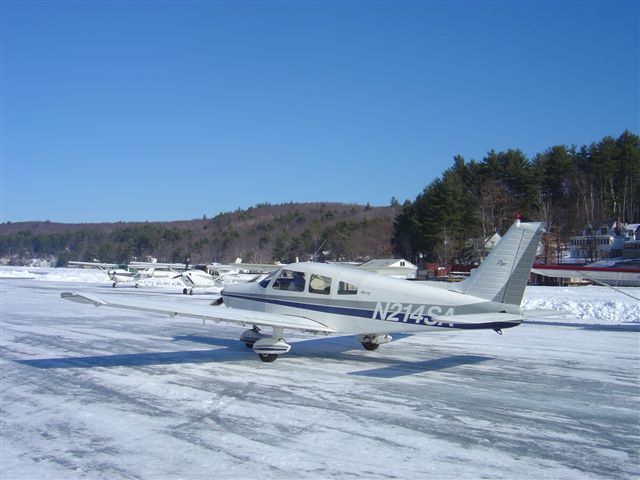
<box><xmin>523</xmin><ymin>309</ymin><xmax>571</xmax><ymax>320</ymax></box>
<box><xmin>434</xmin><ymin>312</ymin><xmax>524</xmax><ymax>324</ymax></box>
<box><xmin>430</xmin><ymin>312</ymin><xmax>524</xmax><ymax>331</ymax></box>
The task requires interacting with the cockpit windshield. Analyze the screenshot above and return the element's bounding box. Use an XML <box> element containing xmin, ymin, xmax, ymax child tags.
<box><xmin>258</xmin><ymin>269</ymin><xmax>279</xmax><ymax>288</ymax></box>
<box><xmin>272</xmin><ymin>269</ymin><xmax>306</xmax><ymax>292</ymax></box>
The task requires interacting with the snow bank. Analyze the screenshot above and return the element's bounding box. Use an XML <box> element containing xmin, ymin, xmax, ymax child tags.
<box><xmin>523</xmin><ymin>286</ymin><xmax>639</xmax><ymax>324</ymax></box>
<box><xmin>0</xmin><ymin>268</ymin><xmax>37</xmax><ymax>279</ymax></box>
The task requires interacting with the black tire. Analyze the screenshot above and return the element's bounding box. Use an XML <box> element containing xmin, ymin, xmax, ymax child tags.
<box><xmin>183</xmin><ymin>288</ymin><xmax>188</xmax><ymax>295</ymax></box>
<box><xmin>134</xmin><ymin>283</ymin><xmax>139</xmax><ymax>288</ymax></box>
<box><xmin>189</xmin><ymin>289</ymin><xmax>194</xmax><ymax>295</ymax></box>
<box><xmin>112</xmin><ymin>283</ymin><xmax>117</xmax><ymax>288</ymax></box>
<box><xmin>362</xmin><ymin>342</ymin><xmax>379</xmax><ymax>351</ymax></box>
<box><xmin>258</xmin><ymin>353</ymin><xmax>278</xmax><ymax>362</ymax></box>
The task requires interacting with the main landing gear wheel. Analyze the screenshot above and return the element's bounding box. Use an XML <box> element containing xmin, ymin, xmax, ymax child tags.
<box><xmin>183</xmin><ymin>288</ymin><xmax>188</xmax><ymax>295</ymax></box>
<box><xmin>134</xmin><ymin>283</ymin><xmax>139</xmax><ymax>288</ymax></box>
<box><xmin>258</xmin><ymin>353</ymin><xmax>278</xmax><ymax>363</ymax></box>
<box><xmin>361</xmin><ymin>342</ymin><xmax>380</xmax><ymax>351</ymax></box>
<box><xmin>112</xmin><ymin>282</ymin><xmax>117</xmax><ymax>288</ymax></box>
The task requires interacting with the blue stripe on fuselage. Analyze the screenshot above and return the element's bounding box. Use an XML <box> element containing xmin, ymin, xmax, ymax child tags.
<box><xmin>223</xmin><ymin>292</ymin><xmax>373</xmax><ymax>319</ymax></box>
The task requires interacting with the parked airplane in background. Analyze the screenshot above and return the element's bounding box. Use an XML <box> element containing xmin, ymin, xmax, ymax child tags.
<box><xmin>63</xmin><ymin>217</ymin><xmax>546</xmax><ymax>363</ymax></box>
<box><xmin>68</xmin><ymin>261</ymin><xmax>143</xmax><ymax>287</ymax></box>
<box><xmin>175</xmin><ymin>261</ymin><xmax>279</xmax><ymax>295</ymax></box>
<box><xmin>69</xmin><ymin>261</ymin><xmax>182</xmax><ymax>288</ymax></box>
<box><xmin>175</xmin><ymin>266</ymin><xmax>221</xmax><ymax>294</ymax></box>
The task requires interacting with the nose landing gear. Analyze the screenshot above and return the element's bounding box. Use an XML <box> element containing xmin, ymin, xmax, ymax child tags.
<box><xmin>357</xmin><ymin>333</ymin><xmax>392</xmax><ymax>351</ymax></box>
<box><xmin>240</xmin><ymin>326</ymin><xmax>291</xmax><ymax>362</ymax></box>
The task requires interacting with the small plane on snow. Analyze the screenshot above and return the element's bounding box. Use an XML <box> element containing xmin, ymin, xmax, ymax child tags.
<box><xmin>69</xmin><ymin>260</ymin><xmax>185</xmax><ymax>288</ymax></box>
<box><xmin>62</xmin><ymin>217</ymin><xmax>546</xmax><ymax>362</ymax></box>
<box><xmin>175</xmin><ymin>261</ymin><xmax>279</xmax><ymax>295</ymax></box>
<box><xmin>68</xmin><ymin>261</ymin><xmax>144</xmax><ymax>288</ymax></box>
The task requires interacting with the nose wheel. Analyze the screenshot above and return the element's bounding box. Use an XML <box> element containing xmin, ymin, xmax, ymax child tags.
<box><xmin>248</xmin><ymin>327</ymin><xmax>290</xmax><ymax>362</ymax></box>
<box><xmin>357</xmin><ymin>333</ymin><xmax>392</xmax><ymax>351</ymax></box>
<box><xmin>258</xmin><ymin>354</ymin><xmax>278</xmax><ymax>363</ymax></box>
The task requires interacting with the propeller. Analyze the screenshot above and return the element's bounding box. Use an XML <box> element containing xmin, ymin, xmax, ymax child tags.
<box><xmin>212</xmin><ymin>297</ymin><xmax>224</xmax><ymax>306</ymax></box>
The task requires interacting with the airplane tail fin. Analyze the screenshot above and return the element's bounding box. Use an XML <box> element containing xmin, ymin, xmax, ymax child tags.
<box><xmin>451</xmin><ymin>217</ymin><xmax>545</xmax><ymax>306</ymax></box>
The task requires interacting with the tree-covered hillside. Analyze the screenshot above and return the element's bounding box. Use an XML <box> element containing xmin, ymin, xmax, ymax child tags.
<box><xmin>0</xmin><ymin>203</ymin><xmax>398</xmax><ymax>265</ymax></box>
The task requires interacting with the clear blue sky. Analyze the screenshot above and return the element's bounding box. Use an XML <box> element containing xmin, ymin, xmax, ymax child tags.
<box><xmin>1</xmin><ymin>0</ymin><xmax>638</xmax><ymax>223</ymax></box>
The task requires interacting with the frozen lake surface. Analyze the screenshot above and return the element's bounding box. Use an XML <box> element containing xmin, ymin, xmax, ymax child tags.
<box><xmin>1</xmin><ymin>277</ymin><xmax>639</xmax><ymax>479</ymax></box>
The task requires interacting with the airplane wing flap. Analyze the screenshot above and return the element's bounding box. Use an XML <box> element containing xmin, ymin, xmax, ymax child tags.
<box><xmin>61</xmin><ymin>291</ymin><xmax>335</xmax><ymax>334</ymax></box>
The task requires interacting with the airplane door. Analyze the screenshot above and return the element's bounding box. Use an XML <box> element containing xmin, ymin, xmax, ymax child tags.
<box><xmin>266</xmin><ymin>268</ymin><xmax>309</xmax><ymax>315</ymax></box>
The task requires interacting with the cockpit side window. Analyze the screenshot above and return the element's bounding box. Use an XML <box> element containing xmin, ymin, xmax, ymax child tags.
<box><xmin>338</xmin><ymin>280</ymin><xmax>358</xmax><ymax>295</ymax></box>
<box><xmin>308</xmin><ymin>274</ymin><xmax>332</xmax><ymax>295</ymax></box>
<box><xmin>272</xmin><ymin>269</ymin><xmax>306</xmax><ymax>292</ymax></box>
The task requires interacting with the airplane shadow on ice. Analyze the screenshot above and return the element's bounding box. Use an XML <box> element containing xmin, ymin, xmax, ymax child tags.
<box><xmin>16</xmin><ymin>337</ymin><xmax>248</xmax><ymax>370</ymax></box>
<box><xmin>16</xmin><ymin>333</ymin><xmax>494</xmax><ymax>378</ymax></box>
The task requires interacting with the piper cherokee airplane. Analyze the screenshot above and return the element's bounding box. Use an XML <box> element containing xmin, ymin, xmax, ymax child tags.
<box><xmin>62</xmin><ymin>217</ymin><xmax>545</xmax><ymax>362</ymax></box>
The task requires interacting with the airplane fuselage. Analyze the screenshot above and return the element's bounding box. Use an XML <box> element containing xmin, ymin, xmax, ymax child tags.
<box><xmin>222</xmin><ymin>262</ymin><xmax>522</xmax><ymax>335</ymax></box>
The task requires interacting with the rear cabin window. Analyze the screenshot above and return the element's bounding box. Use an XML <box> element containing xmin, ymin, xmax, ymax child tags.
<box><xmin>272</xmin><ymin>269</ymin><xmax>306</xmax><ymax>292</ymax></box>
<box><xmin>338</xmin><ymin>281</ymin><xmax>358</xmax><ymax>295</ymax></box>
<box><xmin>308</xmin><ymin>274</ymin><xmax>332</xmax><ymax>295</ymax></box>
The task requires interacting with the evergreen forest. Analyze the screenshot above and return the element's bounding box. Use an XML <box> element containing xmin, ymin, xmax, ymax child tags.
<box><xmin>392</xmin><ymin>131</ymin><xmax>639</xmax><ymax>264</ymax></box>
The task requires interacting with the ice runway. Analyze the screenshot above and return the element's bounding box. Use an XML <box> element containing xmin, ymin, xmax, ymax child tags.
<box><xmin>1</xmin><ymin>278</ymin><xmax>639</xmax><ymax>479</ymax></box>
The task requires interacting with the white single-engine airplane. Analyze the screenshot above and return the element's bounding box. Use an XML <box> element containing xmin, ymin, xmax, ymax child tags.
<box><xmin>62</xmin><ymin>217</ymin><xmax>545</xmax><ymax>362</ymax></box>
<box><xmin>68</xmin><ymin>261</ymin><xmax>143</xmax><ymax>288</ymax></box>
<box><xmin>175</xmin><ymin>262</ymin><xmax>279</xmax><ymax>295</ymax></box>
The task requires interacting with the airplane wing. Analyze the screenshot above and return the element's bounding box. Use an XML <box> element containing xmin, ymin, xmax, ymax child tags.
<box><xmin>68</xmin><ymin>261</ymin><xmax>119</xmax><ymax>270</ymax></box>
<box><xmin>129</xmin><ymin>261</ymin><xmax>187</xmax><ymax>270</ymax></box>
<box><xmin>60</xmin><ymin>291</ymin><xmax>336</xmax><ymax>334</ymax></box>
<box><xmin>215</xmin><ymin>262</ymin><xmax>280</xmax><ymax>273</ymax></box>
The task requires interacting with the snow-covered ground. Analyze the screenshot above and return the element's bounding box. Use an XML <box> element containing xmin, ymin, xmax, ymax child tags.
<box><xmin>1</xmin><ymin>269</ymin><xmax>639</xmax><ymax>479</ymax></box>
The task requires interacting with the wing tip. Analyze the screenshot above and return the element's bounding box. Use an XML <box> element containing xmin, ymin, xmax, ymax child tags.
<box><xmin>61</xmin><ymin>291</ymin><xmax>107</xmax><ymax>306</ymax></box>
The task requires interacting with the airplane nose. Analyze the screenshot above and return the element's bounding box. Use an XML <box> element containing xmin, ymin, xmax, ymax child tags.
<box><xmin>212</xmin><ymin>296</ymin><xmax>224</xmax><ymax>306</ymax></box>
